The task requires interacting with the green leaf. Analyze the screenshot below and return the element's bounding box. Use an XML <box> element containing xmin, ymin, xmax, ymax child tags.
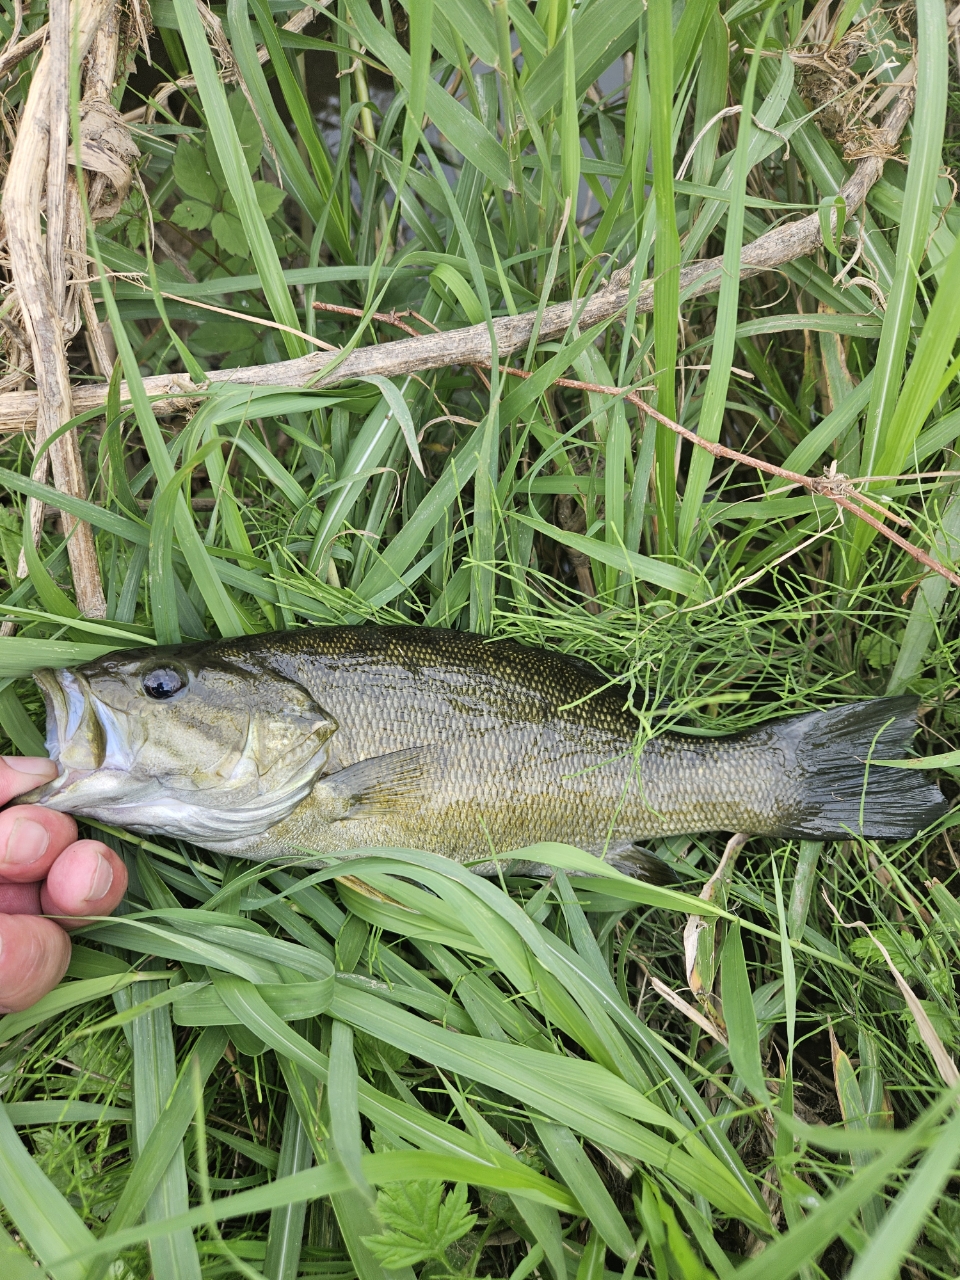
<box><xmin>254</xmin><ymin>179</ymin><xmax>285</xmax><ymax>219</ymax></box>
<box><xmin>191</xmin><ymin>320</ymin><xmax>259</xmax><ymax>353</ymax></box>
<box><xmin>174</xmin><ymin>0</ymin><xmax>305</xmax><ymax>356</ymax></box>
<box><xmin>171</xmin><ymin>198</ymin><xmax>214</xmax><ymax>230</ymax></box>
<box><xmin>205</xmin><ymin>89</ymin><xmax>263</xmax><ymax>181</ymax></box>
<box><xmin>211</xmin><ymin>209</ymin><xmax>250</xmax><ymax>257</ymax></box>
<box><xmin>720</xmin><ymin>922</ymin><xmax>769</xmax><ymax>1105</ymax></box>
<box><xmin>363</xmin><ymin>1181</ymin><xmax>477</xmax><ymax>1268</ymax></box>
<box><xmin>173</xmin><ymin>139</ymin><xmax>219</xmax><ymax>203</ymax></box>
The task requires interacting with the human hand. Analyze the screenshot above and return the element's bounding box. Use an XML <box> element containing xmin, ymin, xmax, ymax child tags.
<box><xmin>0</xmin><ymin>758</ymin><xmax>127</xmax><ymax>1012</ymax></box>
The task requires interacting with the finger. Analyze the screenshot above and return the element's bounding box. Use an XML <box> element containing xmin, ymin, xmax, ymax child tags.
<box><xmin>0</xmin><ymin>805</ymin><xmax>79</xmax><ymax>883</ymax></box>
<box><xmin>0</xmin><ymin>757</ymin><xmax>57</xmax><ymax>807</ymax></box>
<box><xmin>0</xmin><ymin>913</ymin><xmax>71</xmax><ymax>1013</ymax></box>
<box><xmin>41</xmin><ymin>841</ymin><xmax>128</xmax><ymax>929</ymax></box>
<box><xmin>0</xmin><ymin>879</ymin><xmax>41</xmax><ymax>914</ymax></box>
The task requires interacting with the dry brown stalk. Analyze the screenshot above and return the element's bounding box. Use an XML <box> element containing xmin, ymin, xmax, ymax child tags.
<box><xmin>0</xmin><ymin>90</ymin><xmax>914</xmax><ymax>433</ymax></box>
<box><xmin>3</xmin><ymin>0</ymin><xmax>120</xmax><ymax>617</ymax></box>
<box><xmin>621</xmin><ymin>389</ymin><xmax>960</xmax><ymax>589</ymax></box>
<box><xmin>0</xmin><ymin>22</ymin><xmax>48</xmax><ymax>80</ymax></box>
<box><xmin>487</xmin><ymin>361</ymin><xmax>960</xmax><ymax>589</ymax></box>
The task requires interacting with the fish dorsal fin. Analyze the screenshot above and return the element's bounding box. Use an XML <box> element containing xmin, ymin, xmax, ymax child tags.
<box><xmin>316</xmin><ymin>746</ymin><xmax>438</xmax><ymax>820</ymax></box>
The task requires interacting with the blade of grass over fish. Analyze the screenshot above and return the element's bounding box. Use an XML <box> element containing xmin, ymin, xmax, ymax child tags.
<box><xmin>172</xmin><ymin>0</ymin><xmax>304</xmax><ymax>358</ymax></box>
<box><xmin>648</xmin><ymin>0</ymin><xmax>679</xmax><ymax>555</ymax></box>
<box><xmin>858</xmin><ymin>0</ymin><xmax>947</xmax><ymax>482</ymax></box>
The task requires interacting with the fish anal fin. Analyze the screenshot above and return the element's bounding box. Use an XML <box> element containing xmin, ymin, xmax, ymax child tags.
<box><xmin>318</xmin><ymin>746</ymin><xmax>437</xmax><ymax>820</ymax></box>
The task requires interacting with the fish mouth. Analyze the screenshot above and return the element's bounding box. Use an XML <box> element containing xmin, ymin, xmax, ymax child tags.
<box><xmin>20</xmin><ymin>668</ymin><xmax>109</xmax><ymax>804</ymax></box>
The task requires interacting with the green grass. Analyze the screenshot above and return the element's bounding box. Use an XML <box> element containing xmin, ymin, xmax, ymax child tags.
<box><xmin>1</xmin><ymin>0</ymin><xmax>960</xmax><ymax>1276</ymax></box>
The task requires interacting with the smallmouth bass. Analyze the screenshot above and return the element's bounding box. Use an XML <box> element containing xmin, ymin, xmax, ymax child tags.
<box><xmin>24</xmin><ymin>626</ymin><xmax>948</xmax><ymax>882</ymax></box>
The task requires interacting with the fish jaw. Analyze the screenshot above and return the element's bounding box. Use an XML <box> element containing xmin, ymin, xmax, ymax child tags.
<box><xmin>22</xmin><ymin>668</ymin><xmax>156</xmax><ymax>813</ymax></box>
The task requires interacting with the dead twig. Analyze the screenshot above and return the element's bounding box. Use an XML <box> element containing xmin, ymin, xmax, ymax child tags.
<box><xmin>0</xmin><ymin>22</ymin><xmax>48</xmax><ymax>80</ymax></box>
<box><xmin>479</xmin><ymin>362</ymin><xmax>960</xmax><ymax>589</ymax></box>
<box><xmin>621</xmin><ymin>390</ymin><xmax>960</xmax><ymax>590</ymax></box>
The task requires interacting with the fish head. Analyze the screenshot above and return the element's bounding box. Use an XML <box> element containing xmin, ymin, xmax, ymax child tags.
<box><xmin>24</xmin><ymin>646</ymin><xmax>338</xmax><ymax>846</ymax></box>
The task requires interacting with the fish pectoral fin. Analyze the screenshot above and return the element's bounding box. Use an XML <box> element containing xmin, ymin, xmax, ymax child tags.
<box><xmin>318</xmin><ymin>746</ymin><xmax>438</xmax><ymax>820</ymax></box>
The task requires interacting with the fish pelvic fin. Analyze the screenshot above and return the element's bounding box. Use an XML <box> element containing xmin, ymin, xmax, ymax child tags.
<box><xmin>772</xmin><ymin>696</ymin><xmax>949</xmax><ymax>840</ymax></box>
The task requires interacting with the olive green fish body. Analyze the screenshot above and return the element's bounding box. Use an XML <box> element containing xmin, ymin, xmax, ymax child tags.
<box><xmin>26</xmin><ymin>626</ymin><xmax>948</xmax><ymax>879</ymax></box>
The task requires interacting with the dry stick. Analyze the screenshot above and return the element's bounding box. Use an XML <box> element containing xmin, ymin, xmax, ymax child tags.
<box><xmin>75</xmin><ymin>2</ymin><xmax>122</xmax><ymax>378</ymax></box>
<box><xmin>623</xmin><ymin>390</ymin><xmax>960</xmax><ymax>588</ymax></box>
<box><xmin>485</xmin><ymin>360</ymin><xmax>960</xmax><ymax>586</ymax></box>
<box><xmin>2</xmin><ymin>0</ymin><xmax>116</xmax><ymax>617</ymax></box>
<box><xmin>46</xmin><ymin>0</ymin><xmax>69</xmax><ymax>317</ymax></box>
<box><xmin>0</xmin><ymin>88</ymin><xmax>916</xmax><ymax>428</ymax></box>
<box><xmin>0</xmin><ymin>22</ymin><xmax>48</xmax><ymax>80</ymax></box>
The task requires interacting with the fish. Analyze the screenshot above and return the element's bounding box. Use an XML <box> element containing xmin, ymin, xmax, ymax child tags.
<box><xmin>20</xmin><ymin>625</ymin><xmax>948</xmax><ymax>884</ymax></box>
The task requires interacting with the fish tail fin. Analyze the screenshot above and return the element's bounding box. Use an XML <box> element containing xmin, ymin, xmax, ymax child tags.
<box><xmin>773</xmin><ymin>696</ymin><xmax>948</xmax><ymax>840</ymax></box>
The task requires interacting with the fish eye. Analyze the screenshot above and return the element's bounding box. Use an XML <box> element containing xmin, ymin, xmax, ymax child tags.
<box><xmin>142</xmin><ymin>668</ymin><xmax>185</xmax><ymax>700</ymax></box>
